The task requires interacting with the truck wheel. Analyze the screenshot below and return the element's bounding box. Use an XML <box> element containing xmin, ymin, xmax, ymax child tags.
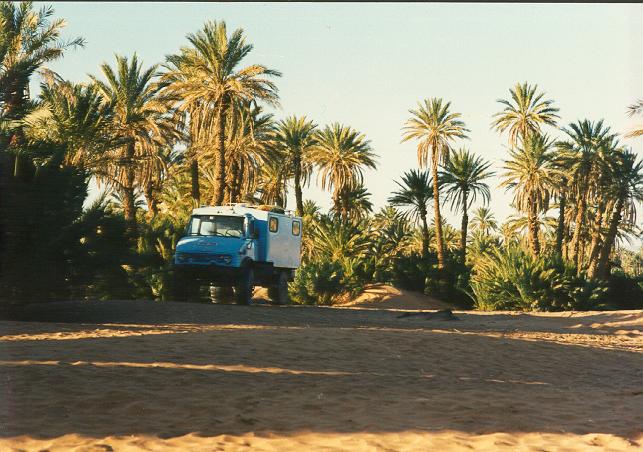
<box><xmin>268</xmin><ymin>271</ymin><xmax>289</xmax><ymax>305</ymax></box>
<box><xmin>210</xmin><ymin>286</ymin><xmax>234</xmax><ymax>304</ymax></box>
<box><xmin>234</xmin><ymin>267</ymin><xmax>254</xmax><ymax>305</ymax></box>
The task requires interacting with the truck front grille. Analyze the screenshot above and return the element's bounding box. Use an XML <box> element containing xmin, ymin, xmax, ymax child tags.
<box><xmin>179</xmin><ymin>253</ymin><xmax>232</xmax><ymax>264</ymax></box>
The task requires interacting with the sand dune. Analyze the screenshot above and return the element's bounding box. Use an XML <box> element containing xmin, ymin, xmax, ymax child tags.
<box><xmin>1</xmin><ymin>298</ymin><xmax>642</xmax><ymax>451</ymax></box>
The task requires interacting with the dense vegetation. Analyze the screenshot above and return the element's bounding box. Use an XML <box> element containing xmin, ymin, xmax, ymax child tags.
<box><xmin>1</xmin><ymin>2</ymin><xmax>642</xmax><ymax>310</ymax></box>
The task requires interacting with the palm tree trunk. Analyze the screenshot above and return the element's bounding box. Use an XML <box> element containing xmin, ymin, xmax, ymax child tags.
<box><xmin>528</xmin><ymin>199</ymin><xmax>540</xmax><ymax>256</ymax></box>
<box><xmin>341</xmin><ymin>190</ymin><xmax>350</xmax><ymax>221</ymax></box>
<box><xmin>595</xmin><ymin>196</ymin><xmax>624</xmax><ymax>279</ymax></box>
<box><xmin>294</xmin><ymin>153</ymin><xmax>304</xmax><ymax>217</ymax></box>
<box><xmin>144</xmin><ymin>182</ymin><xmax>158</xmax><ymax>219</ymax></box>
<box><xmin>213</xmin><ymin>107</ymin><xmax>226</xmax><ymax>205</ymax></box>
<box><xmin>333</xmin><ymin>189</ymin><xmax>342</xmax><ymax>220</ymax></box>
<box><xmin>555</xmin><ymin>190</ymin><xmax>566</xmax><ymax>258</ymax></box>
<box><xmin>229</xmin><ymin>159</ymin><xmax>239</xmax><ymax>203</ymax></box>
<box><xmin>460</xmin><ymin>192</ymin><xmax>468</xmax><ymax>265</ymax></box>
<box><xmin>431</xmin><ymin>161</ymin><xmax>445</xmax><ymax>270</ymax></box>
<box><xmin>420</xmin><ymin>209</ymin><xmax>430</xmax><ymax>259</ymax></box>
<box><xmin>122</xmin><ymin>142</ymin><xmax>137</xmax><ymax>236</ymax></box>
<box><xmin>190</xmin><ymin>158</ymin><xmax>200</xmax><ymax>206</ymax></box>
<box><xmin>587</xmin><ymin>201</ymin><xmax>609</xmax><ymax>277</ymax></box>
<box><xmin>234</xmin><ymin>159</ymin><xmax>245</xmax><ymax>202</ymax></box>
<box><xmin>570</xmin><ymin>192</ymin><xmax>586</xmax><ymax>267</ymax></box>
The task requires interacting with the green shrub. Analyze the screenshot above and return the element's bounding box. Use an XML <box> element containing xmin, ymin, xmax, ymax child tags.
<box><xmin>470</xmin><ymin>245</ymin><xmax>607</xmax><ymax>311</ymax></box>
<box><xmin>289</xmin><ymin>257</ymin><xmax>364</xmax><ymax>305</ymax></box>
<box><xmin>600</xmin><ymin>272</ymin><xmax>643</xmax><ymax>310</ymax></box>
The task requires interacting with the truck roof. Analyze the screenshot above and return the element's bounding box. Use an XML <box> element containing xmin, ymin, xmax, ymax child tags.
<box><xmin>192</xmin><ymin>204</ymin><xmax>301</xmax><ymax>220</ymax></box>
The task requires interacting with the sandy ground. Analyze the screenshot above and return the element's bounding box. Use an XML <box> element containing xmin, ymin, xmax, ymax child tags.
<box><xmin>1</xmin><ymin>287</ymin><xmax>642</xmax><ymax>451</ymax></box>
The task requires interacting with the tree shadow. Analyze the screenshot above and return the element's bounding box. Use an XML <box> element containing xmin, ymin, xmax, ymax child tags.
<box><xmin>3</xmin><ymin>299</ymin><xmax>641</xmax><ymax>336</ymax></box>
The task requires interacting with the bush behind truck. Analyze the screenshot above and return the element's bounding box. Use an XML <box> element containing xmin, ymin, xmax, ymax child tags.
<box><xmin>172</xmin><ymin>204</ymin><xmax>303</xmax><ymax>304</ymax></box>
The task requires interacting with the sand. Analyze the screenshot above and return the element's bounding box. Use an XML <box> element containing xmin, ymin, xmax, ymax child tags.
<box><xmin>1</xmin><ymin>287</ymin><xmax>642</xmax><ymax>451</ymax></box>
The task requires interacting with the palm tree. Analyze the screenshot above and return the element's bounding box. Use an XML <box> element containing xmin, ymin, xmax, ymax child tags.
<box><xmin>591</xmin><ymin>150</ymin><xmax>643</xmax><ymax>279</ymax></box>
<box><xmin>273</xmin><ymin>116</ymin><xmax>317</xmax><ymax>216</ymax></box>
<box><xmin>333</xmin><ymin>184</ymin><xmax>373</xmax><ymax>220</ymax></box>
<box><xmin>142</xmin><ymin>146</ymin><xmax>182</xmax><ymax>218</ymax></box>
<box><xmin>557</xmin><ymin>119</ymin><xmax>617</xmax><ymax>265</ymax></box>
<box><xmin>311</xmin><ymin>123</ymin><xmax>377</xmax><ymax>220</ymax></box>
<box><xmin>388</xmin><ymin>169</ymin><xmax>433</xmax><ymax>258</ymax></box>
<box><xmin>549</xmin><ymin>147</ymin><xmax>573</xmax><ymax>259</ymax></box>
<box><xmin>256</xmin><ymin>152</ymin><xmax>290</xmax><ymax>208</ymax></box>
<box><xmin>302</xmin><ymin>199</ymin><xmax>321</xmax><ymax>219</ymax></box>
<box><xmin>500</xmin><ymin>133</ymin><xmax>556</xmax><ymax>255</ymax></box>
<box><xmin>369</xmin><ymin>206</ymin><xmax>413</xmax><ymax>280</ymax></box>
<box><xmin>213</xmin><ymin>101</ymin><xmax>273</xmax><ymax>204</ymax></box>
<box><xmin>491</xmin><ymin>82</ymin><xmax>560</xmax><ymax>146</ymax></box>
<box><xmin>470</xmin><ymin>207</ymin><xmax>498</xmax><ymax>236</ymax></box>
<box><xmin>626</xmin><ymin>99</ymin><xmax>643</xmax><ymax>138</ymax></box>
<box><xmin>402</xmin><ymin>98</ymin><xmax>469</xmax><ymax>270</ymax></box>
<box><xmin>161</xmin><ymin>20</ymin><xmax>280</xmax><ymax>205</ymax></box>
<box><xmin>22</xmin><ymin>78</ymin><xmax>114</xmax><ymax>168</ymax></box>
<box><xmin>504</xmin><ymin>211</ymin><xmax>557</xmax><ymax>250</ymax></box>
<box><xmin>90</xmin><ymin>54</ymin><xmax>177</xmax><ymax>234</ymax></box>
<box><xmin>0</xmin><ymin>1</ymin><xmax>84</xmax><ymax>173</ymax></box>
<box><xmin>439</xmin><ymin>148</ymin><xmax>493</xmax><ymax>264</ymax></box>
<box><xmin>310</xmin><ymin>217</ymin><xmax>370</xmax><ymax>262</ymax></box>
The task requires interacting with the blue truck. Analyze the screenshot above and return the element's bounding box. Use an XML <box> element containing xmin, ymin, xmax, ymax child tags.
<box><xmin>172</xmin><ymin>204</ymin><xmax>303</xmax><ymax>304</ymax></box>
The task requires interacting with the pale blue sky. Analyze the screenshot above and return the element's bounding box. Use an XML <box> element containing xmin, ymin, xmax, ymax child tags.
<box><xmin>37</xmin><ymin>2</ymin><xmax>643</xmax><ymax>244</ymax></box>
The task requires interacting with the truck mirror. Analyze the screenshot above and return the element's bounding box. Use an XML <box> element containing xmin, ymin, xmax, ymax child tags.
<box><xmin>251</xmin><ymin>226</ymin><xmax>259</xmax><ymax>239</ymax></box>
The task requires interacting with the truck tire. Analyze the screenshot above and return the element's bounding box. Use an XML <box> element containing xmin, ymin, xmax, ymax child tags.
<box><xmin>210</xmin><ymin>286</ymin><xmax>234</xmax><ymax>304</ymax></box>
<box><xmin>268</xmin><ymin>271</ymin><xmax>289</xmax><ymax>305</ymax></box>
<box><xmin>234</xmin><ymin>266</ymin><xmax>254</xmax><ymax>305</ymax></box>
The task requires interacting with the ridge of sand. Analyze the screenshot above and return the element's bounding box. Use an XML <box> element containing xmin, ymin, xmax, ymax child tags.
<box><xmin>1</xmin><ymin>299</ymin><xmax>642</xmax><ymax>451</ymax></box>
<box><xmin>334</xmin><ymin>283</ymin><xmax>454</xmax><ymax>310</ymax></box>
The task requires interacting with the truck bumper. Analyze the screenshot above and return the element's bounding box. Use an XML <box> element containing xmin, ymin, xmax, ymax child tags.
<box><xmin>173</xmin><ymin>264</ymin><xmax>242</xmax><ymax>284</ymax></box>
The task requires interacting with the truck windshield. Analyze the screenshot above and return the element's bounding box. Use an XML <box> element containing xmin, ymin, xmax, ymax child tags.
<box><xmin>187</xmin><ymin>215</ymin><xmax>244</xmax><ymax>238</ymax></box>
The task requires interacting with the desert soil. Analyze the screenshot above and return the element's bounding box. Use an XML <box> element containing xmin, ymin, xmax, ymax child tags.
<box><xmin>1</xmin><ymin>285</ymin><xmax>642</xmax><ymax>451</ymax></box>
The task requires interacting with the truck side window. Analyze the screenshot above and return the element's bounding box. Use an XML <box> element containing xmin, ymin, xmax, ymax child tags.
<box><xmin>292</xmin><ymin>220</ymin><xmax>301</xmax><ymax>236</ymax></box>
<box><xmin>269</xmin><ymin>217</ymin><xmax>279</xmax><ymax>233</ymax></box>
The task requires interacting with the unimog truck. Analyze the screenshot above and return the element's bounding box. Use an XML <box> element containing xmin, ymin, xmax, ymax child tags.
<box><xmin>172</xmin><ymin>204</ymin><xmax>303</xmax><ymax>304</ymax></box>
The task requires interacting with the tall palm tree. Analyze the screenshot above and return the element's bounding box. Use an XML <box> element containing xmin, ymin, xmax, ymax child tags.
<box><xmin>402</xmin><ymin>98</ymin><xmax>469</xmax><ymax>270</ymax></box>
<box><xmin>215</xmin><ymin>101</ymin><xmax>273</xmax><ymax>204</ymax></box>
<box><xmin>592</xmin><ymin>150</ymin><xmax>643</xmax><ymax>279</ymax></box>
<box><xmin>161</xmin><ymin>20</ymin><xmax>280</xmax><ymax>206</ymax></box>
<box><xmin>439</xmin><ymin>148</ymin><xmax>493</xmax><ymax>264</ymax></box>
<box><xmin>22</xmin><ymin>78</ymin><xmax>114</xmax><ymax>168</ymax></box>
<box><xmin>273</xmin><ymin>116</ymin><xmax>317</xmax><ymax>216</ymax></box>
<box><xmin>504</xmin><ymin>211</ymin><xmax>557</xmax><ymax>250</ymax></box>
<box><xmin>626</xmin><ymin>99</ymin><xmax>643</xmax><ymax>138</ymax></box>
<box><xmin>470</xmin><ymin>207</ymin><xmax>498</xmax><ymax>236</ymax></box>
<box><xmin>500</xmin><ymin>133</ymin><xmax>556</xmax><ymax>255</ymax></box>
<box><xmin>549</xmin><ymin>147</ymin><xmax>573</xmax><ymax>259</ymax></box>
<box><xmin>90</xmin><ymin>54</ymin><xmax>176</xmax><ymax>234</ymax></box>
<box><xmin>491</xmin><ymin>82</ymin><xmax>560</xmax><ymax>146</ymax></box>
<box><xmin>557</xmin><ymin>119</ymin><xmax>617</xmax><ymax>265</ymax></box>
<box><xmin>142</xmin><ymin>146</ymin><xmax>182</xmax><ymax>218</ymax></box>
<box><xmin>388</xmin><ymin>169</ymin><xmax>433</xmax><ymax>258</ymax></box>
<box><xmin>0</xmin><ymin>1</ymin><xmax>84</xmax><ymax>173</ymax></box>
<box><xmin>311</xmin><ymin>123</ymin><xmax>377</xmax><ymax>220</ymax></box>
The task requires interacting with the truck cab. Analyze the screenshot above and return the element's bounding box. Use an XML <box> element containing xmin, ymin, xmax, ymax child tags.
<box><xmin>173</xmin><ymin>204</ymin><xmax>303</xmax><ymax>304</ymax></box>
